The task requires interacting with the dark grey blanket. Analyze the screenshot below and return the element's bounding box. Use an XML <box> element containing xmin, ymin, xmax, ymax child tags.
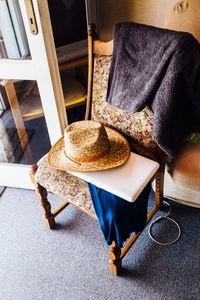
<box><xmin>106</xmin><ymin>22</ymin><xmax>200</xmax><ymax>157</ymax></box>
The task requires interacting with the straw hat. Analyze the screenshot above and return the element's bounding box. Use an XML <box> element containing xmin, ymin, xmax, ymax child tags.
<box><xmin>48</xmin><ymin>120</ymin><xmax>130</xmax><ymax>172</ymax></box>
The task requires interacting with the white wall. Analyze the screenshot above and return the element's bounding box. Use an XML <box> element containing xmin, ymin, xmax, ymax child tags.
<box><xmin>99</xmin><ymin>0</ymin><xmax>178</xmax><ymax>40</ymax></box>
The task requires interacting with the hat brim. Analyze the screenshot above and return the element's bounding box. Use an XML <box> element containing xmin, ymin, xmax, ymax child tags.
<box><xmin>48</xmin><ymin>126</ymin><xmax>130</xmax><ymax>172</ymax></box>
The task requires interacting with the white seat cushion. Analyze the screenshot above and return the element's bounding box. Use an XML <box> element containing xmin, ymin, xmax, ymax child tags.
<box><xmin>71</xmin><ymin>152</ymin><xmax>159</xmax><ymax>202</ymax></box>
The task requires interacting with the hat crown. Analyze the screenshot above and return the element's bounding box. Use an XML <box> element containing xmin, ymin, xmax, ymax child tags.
<box><xmin>64</xmin><ymin>120</ymin><xmax>110</xmax><ymax>162</ymax></box>
<box><xmin>48</xmin><ymin>120</ymin><xmax>130</xmax><ymax>172</ymax></box>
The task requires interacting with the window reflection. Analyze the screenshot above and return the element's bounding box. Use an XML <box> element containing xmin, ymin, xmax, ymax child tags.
<box><xmin>0</xmin><ymin>0</ymin><xmax>30</xmax><ymax>59</ymax></box>
<box><xmin>0</xmin><ymin>80</ymin><xmax>51</xmax><ymax>165</ymax></box>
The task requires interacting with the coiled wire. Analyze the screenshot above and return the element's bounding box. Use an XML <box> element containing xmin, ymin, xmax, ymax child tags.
<box><xmin>148</xmin><ymin>201</ymin><xmax>181</xmax><ymax>245</ymax></box>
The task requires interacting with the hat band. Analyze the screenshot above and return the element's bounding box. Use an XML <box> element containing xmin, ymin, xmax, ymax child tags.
<box><xmin>66</xmin><ymin>147</ymin><xmax>110</xmax><ymax>163</ymax></box>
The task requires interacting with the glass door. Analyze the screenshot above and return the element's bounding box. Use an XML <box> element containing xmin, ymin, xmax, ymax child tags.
<box><xmin>0</xmin><ymin>0</ymin><xmax>67</xmax><ymax>189</ymax></box>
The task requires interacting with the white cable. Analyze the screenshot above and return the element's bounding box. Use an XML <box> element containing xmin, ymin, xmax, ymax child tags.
<box><xmin>148</xmin><ymin>201</ymin><xmax>181</xmax><ymax>246</ymax></box>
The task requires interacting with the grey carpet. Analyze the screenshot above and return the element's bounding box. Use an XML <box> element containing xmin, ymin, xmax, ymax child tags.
<box><xmin>0</xmin><ymin>187</ymin><xmax>199</xmax><ymax>300</ymax></box>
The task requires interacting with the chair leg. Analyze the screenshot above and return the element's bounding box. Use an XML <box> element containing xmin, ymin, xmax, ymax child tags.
<box><xmin>109</xmin><ymin>241</ymin><xmax>122</xmax><ymax>275</ymax></box>
<box><xmin>30</xmin><ymin>165</ymin><xmax>55</xmax><ymax>229</ymax></box>
<box><xmin>155</xmin><ymin>162</ymin><xmax>165</xmax><ymax>208</ymax></box>
<box><xmin>36</xmin><ymin>184</ymin><xmax>56</xmax><ymax>229</ymax></box>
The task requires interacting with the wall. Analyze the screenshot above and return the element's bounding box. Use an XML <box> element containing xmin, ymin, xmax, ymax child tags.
<box><xmin>99</xmin><ymin>0</ymin><xmax>178</xmax><ymax>40</ymax></box>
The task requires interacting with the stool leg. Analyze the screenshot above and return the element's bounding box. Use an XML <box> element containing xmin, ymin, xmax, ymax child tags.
<box><xmin>109</xmin><ymin>241</ymin><xmax>122</xmax><ymax>275</ymax></box>
<box><xmin>36</xmin><ymin>184</ymin><xmax>55</xmax><ymax>229</ymax></box>
<box><xmin>31</xmin><ymin>165</ymin><xmax>55</xmax><ymax>229</ymax></box>
<box><xmin>155</xmin><ymin>162</ymin><xmax>165</xmax><ymax>208</ymax></box>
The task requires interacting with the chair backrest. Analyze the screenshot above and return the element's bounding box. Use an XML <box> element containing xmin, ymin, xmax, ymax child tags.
<box><xmin>85</xmin><ymin>24</ymin><xmax>113</xmax><ymax>120</ymax></box>
<box><xmin>85</xmin><ymin>24</ymin><xmax>163</xmax><ymax>161</ymax></box>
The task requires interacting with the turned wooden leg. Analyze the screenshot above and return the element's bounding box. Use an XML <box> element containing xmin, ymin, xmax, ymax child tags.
<box><xmin>155</xmin><ymin>162</ymin><xmax>165</xmax><ymax>208</ymax></box>
<box><xmin>109</xmin><ymin>241</ymin><xmax>122</xmax><ymax>275</ymax></box>
<box><xmin>30</xmin><ymin>165</ymin><xmax>55</xmax><ymax>229</ymax></box>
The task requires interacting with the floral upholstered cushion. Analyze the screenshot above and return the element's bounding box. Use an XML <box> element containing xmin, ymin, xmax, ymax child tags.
<box><xmin>91</xmin><ymin>55</ymin><xmax>159</xmax><ymax>157</ymax></box>
<box><xmin>35</xmin><ymin>155</ymin><xmax>95</xmax><ymax>217</ymax></box>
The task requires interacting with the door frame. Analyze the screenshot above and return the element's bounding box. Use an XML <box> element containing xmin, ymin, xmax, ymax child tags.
<box><xmin>0</xmin><ymin>0</ymin><xmax>67</xmax><ymax>189</ymax></box>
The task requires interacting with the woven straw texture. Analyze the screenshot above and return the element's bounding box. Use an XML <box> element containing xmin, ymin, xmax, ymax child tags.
<box><xmin>48</xmin><ymin>125</ymin><xmax>130</xmax><ymax>172</ymax></box>
<box><xmin>64</xmin><ymin>120</ymin><xmax>110</xmax><ymax>162</ymax></box>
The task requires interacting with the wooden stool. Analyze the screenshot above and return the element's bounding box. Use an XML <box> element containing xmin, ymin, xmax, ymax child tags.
<box><xmin>30</xmin><ymin>152</ymin><xmax>163</xmax><ymax>275</ymax></box>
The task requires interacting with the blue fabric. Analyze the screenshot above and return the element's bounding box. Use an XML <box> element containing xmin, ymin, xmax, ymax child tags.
<box><xmin>87</xmin><ymin>182</ymin><xmax>151</xmax><ymax>248</ymax></box>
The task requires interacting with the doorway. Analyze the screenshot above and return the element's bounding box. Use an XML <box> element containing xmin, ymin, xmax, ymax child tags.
<box><xmin>0</xmin><ymin>0</ymin><xmax>67</xmax><ymax>189</ymax></box>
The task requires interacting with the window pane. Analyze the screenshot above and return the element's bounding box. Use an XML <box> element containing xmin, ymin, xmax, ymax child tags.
<box><xmin>0</xmin><ymin>0</ymin><xmax>30</xmax><ymax>59</ymax></box>
<box><xmin>0</xmin><ymin>80</ymin><xmax>51</xmax><ymax>165</ymax></box>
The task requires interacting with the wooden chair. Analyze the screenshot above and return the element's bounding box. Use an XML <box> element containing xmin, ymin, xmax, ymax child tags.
<box><xmin>30</xmin><ymin>24</ymin><xmax>165</xmax><ymax>275</ymax></box>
